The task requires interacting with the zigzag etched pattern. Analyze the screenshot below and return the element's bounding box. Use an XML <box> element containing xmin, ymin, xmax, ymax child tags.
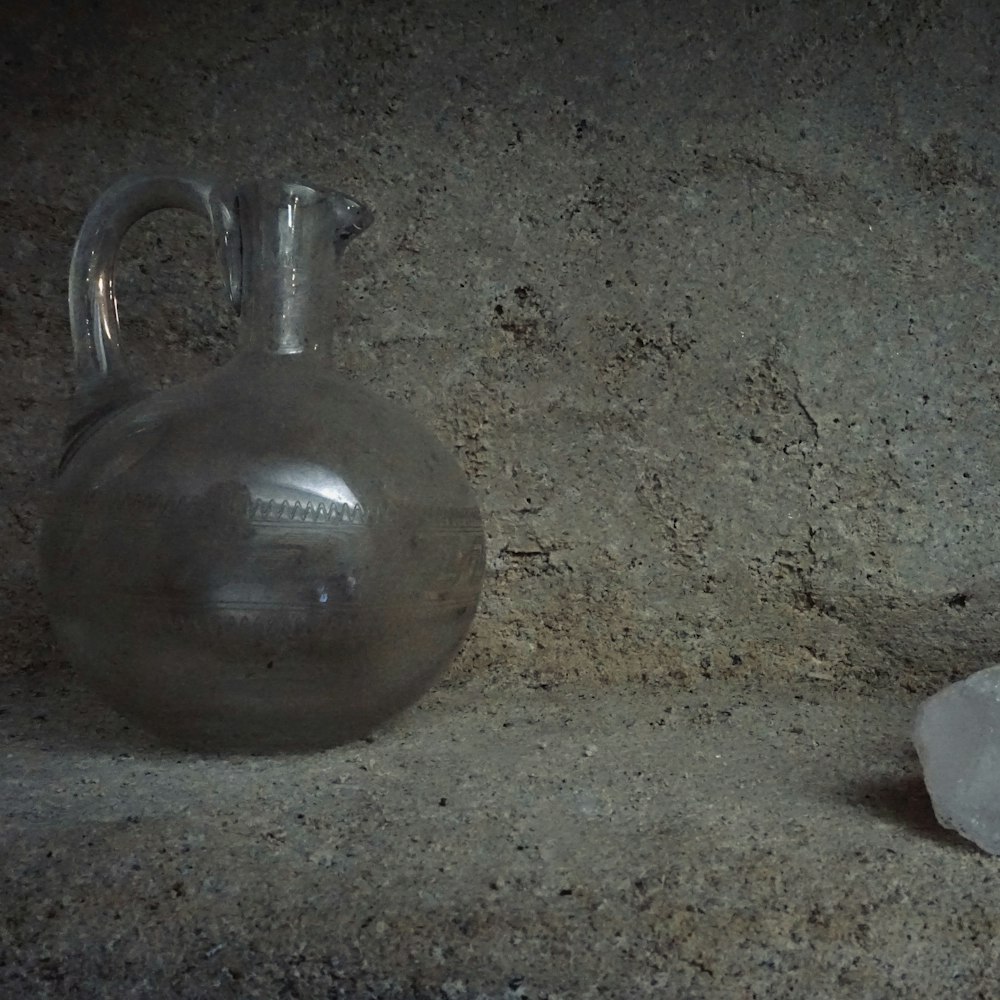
<box><xmin>74</xmin><ymin>491</ymin><xmax>480</xmax><ymax>534</ymax></box>
<box><xmin>247</xmin><ymin>497</ymin><xmax>368</xmax><ymax>527</ymax></box>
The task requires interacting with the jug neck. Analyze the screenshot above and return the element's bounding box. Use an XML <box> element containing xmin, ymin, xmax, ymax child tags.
<box><xmin>236</xmin><ymin>181</ymin><xmax>373</xmax><ymax>354</ymax></box>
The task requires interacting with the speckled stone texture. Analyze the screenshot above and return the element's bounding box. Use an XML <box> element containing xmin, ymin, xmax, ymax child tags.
<box><xmin>4</xmin><ymin>673</ymin><xmax>996</xmax><ymax>999</ymax></box>
<box><xmin>3</xmin><ymin>0</ymin><xmax>1000</xmax><ymax>996</ymax></box>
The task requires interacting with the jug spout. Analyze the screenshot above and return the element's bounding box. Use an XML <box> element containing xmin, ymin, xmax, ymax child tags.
<box><xmin>236</xmin><ymin>181</ymin><xmax>374</xmax><ymax>355</ymax></box>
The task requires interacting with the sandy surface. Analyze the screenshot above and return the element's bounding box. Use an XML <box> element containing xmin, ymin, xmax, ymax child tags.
<box><xmin>3</xmin><ymin>668</ymin><xmax>994</xmax><ymax>999</ymax></box>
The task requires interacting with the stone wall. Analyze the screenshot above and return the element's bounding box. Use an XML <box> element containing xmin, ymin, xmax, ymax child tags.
<box><xmin>4</xmin><ymin>0</ymin><xmax>999</xmax><ymax>689</ymax></box>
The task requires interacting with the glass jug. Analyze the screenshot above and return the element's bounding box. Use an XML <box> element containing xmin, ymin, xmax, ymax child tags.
<box><xmin>40</xmin><ymin>174</ymin><xmax>486</xmax><ymax>752</ymax></box>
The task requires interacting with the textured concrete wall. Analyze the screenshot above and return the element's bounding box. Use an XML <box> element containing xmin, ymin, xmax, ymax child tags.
<box><xmin>4</xmin><ymin>0</ymin><xmax>1000</xmax><ymax>689</ymax></box>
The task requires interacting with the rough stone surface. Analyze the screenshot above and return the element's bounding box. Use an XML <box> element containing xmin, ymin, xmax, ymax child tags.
<box><xmin>914</xmin><ymin>665</ymin><xmax>1000</xmax><ymax>855</ymax></box>
<box><xmin>4</xmin><ymin>0</ymin><xmax>1000</xmax><ymax>689</ymax></box>
<box><xmin>4</xmin><ymin>0</ymin><xmax>1000</xmax><ymax>995</ymax></box>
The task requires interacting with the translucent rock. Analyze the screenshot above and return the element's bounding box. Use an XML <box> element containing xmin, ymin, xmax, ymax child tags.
<box><xmin>914</xmin><ymin>665</ymin><xmax>1000</xmax><ymax>854</ymax></box>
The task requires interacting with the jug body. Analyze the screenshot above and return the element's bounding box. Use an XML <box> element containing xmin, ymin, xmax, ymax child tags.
<box><xmin>40</xmin><ymin>175</ymin><xmax>485</xmax><ymax>751</ymax></box>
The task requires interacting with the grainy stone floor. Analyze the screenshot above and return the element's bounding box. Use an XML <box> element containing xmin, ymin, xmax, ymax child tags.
<box><xmin>4</xmin><ymin>670</ymin><xmax>994</xmax><ymax>999</ymax></box>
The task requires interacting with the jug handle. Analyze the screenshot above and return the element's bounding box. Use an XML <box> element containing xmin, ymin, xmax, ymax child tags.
<box><xmin>68</xmin><ymin>173</ymin><xmax>241</xmax><ymax>413</ymax></box>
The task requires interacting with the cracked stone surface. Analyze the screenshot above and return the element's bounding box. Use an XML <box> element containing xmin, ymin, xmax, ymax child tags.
<box><xmin>5</xmin><ymin>0</ymin><xmax>1000</xmax><ymax>692</ymax></box>
<box><xmin>3</xmin><ymin>0</ymin><xmax>1000</xmax><ymax>996</ymax></box>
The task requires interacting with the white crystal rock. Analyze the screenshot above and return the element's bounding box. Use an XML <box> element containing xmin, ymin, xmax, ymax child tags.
<box><xmin>914</xmin><ymin>665</ymin><xmax>1000</xmax><ymax>854</ymax></box>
